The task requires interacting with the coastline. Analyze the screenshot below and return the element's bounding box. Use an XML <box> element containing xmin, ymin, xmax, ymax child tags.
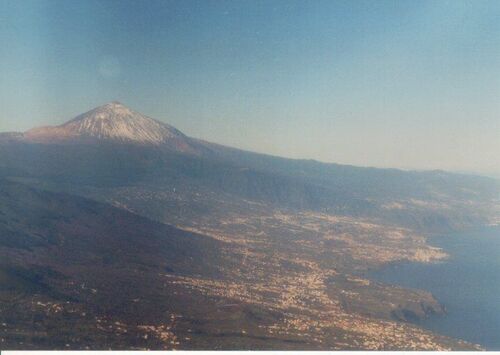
<box><xmin>366</xmin><ymin>225</ymin><xmax>500</xmax><ymax>350</ymax></box>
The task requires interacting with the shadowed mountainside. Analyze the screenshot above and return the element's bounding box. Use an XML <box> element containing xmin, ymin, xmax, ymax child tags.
<box><xmin>0</xmin><ymin>102</ymin><xmax>497</xmax><ymax>350</ymax></box>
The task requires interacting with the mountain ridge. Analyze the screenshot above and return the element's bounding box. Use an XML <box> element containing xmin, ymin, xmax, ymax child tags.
<box><xmin>21</xmin><ymin>102</ymin><xmax>199</xmax><ymax>153</ymax></box>
<box><xmin>0</xmin><ymin>102</ymin><xmax>498</xmax><ymax>350</ymax></box>
<box><xmin>0</xmin><ymin>102</ymin><xmax>498</xmax><ymax>230</ymax></box>
<box><xmin>4</xmin><ymin>102</ymin><xmax>500</xmax><ymax>184</ymax></box>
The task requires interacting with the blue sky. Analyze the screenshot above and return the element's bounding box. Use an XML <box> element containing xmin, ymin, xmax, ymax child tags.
<box><xmin>1</xmin><ymin>0</ymin><xmax>499</xmax><ymax>175</ymax></box>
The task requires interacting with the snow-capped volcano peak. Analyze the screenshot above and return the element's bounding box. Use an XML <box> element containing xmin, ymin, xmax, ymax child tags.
<box><xmin>25</xmin><ymin>102</ymin><xmax>189</xmax><ymax>147</ymax></box>
<box><xmin>60</xmin><ymin>102</ymin><xmax>185</xmax><ymax>144</ymax></box>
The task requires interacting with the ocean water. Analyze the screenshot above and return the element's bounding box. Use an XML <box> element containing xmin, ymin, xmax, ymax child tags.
<box><xmin>368</xmin><ymin>226</ymin><xmax>500</xmax><ymax>350</ymax></box>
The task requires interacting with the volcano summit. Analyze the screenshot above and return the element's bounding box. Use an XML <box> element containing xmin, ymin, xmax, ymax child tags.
<box><xmin>0</xmin><ymin>102</ymin><xmax>498</xmax><ymax>351</ymax></box>
<box><xmin>23</xmin><ymin>102</ymin><xmax>191</xmax><ymax>147</ymax></box>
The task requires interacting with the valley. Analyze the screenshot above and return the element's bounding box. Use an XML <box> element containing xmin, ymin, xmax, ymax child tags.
<box><xmin>0</xmin><ymin>103</ymin><xmax>498</xmax><ymax>350</ymax></box>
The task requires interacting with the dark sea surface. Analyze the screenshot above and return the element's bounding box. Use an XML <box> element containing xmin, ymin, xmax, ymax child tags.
<box><xmin>368</xmin><ymin>226</ymin><xmax>500</xmax><ymax>350</ymax></box>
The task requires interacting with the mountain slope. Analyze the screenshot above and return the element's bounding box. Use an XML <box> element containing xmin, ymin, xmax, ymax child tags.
<box><xmin>0</xmin><ymin>102</ymin><xmax>498</xmax><ymax>231</ymax></box>
<box><xmin>0</xmin><ymin>179</ymin><xmax>480</xmax><ymax>351</ymax></box>
<box><xmin>0</xmin><ymin>103</ymin><xmax>496</xmax><ymax>350</ymax></box>
<box><xmin>22</xmin><ymin>102</ymin><xmax>200</xmax><ymax>153</ymax></box>
<box><xmin>0</xmin><ymin>179</ymin><xmax>275</xmax><ymax>350</ymax></box>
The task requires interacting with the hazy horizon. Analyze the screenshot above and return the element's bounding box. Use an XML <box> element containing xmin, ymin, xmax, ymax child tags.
<box><xmin>1</xmin><ymin>0</ymin><xmax>499</xmax><ymax>176</ymax></box>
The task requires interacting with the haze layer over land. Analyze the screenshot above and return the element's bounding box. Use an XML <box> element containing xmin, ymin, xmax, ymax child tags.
<box><xmin>0</xmin><ymin>102</ymin><xmax>498</xmax><ymax>350</ymax></box>
<box><xmin>1</xmin><ymin>0</ymin><xmax>499</xmax><ymax>175</ymax></box>
<box><xmin>1</xmin><ymin>0</ymin><xmax>499</xmax><ymax>351</ymax></box>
